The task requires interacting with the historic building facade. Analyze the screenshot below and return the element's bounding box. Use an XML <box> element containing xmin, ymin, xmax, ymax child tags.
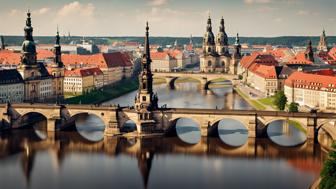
<box><xmin>134</xmin><ymin>22</ymin><xmax>159</xmax><ymax>134</ymax></box>
<box><xmin>16</xmin><ymin>11</ymin><xmax>64</xmax><ymax>102</ymax></box>
<box><xmin>200</xmin><ymin>16</ymin><xmax>241</xmax><ymax>74</ymax></box>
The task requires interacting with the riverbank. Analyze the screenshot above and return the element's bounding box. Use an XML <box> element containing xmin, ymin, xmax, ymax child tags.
<box><xmin>64</xmin><ymin>78</ymin><xmax>139</xmax><ymax>104</ymax></box>
<box><xmin>234</xmin><ymin>87</ymin><xmax>266</xmax><ymax>110</ymax></box>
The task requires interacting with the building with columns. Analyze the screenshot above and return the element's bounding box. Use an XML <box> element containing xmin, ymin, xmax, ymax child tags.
<box><xmin>134</xmin><ymin>22</ymin><xmax>159</xmax><ymax>134</ymax></box>
<box><xmin>200</xmin><ymin>16</ymin><xmax>241</xmax><ymax>74</ymax></box>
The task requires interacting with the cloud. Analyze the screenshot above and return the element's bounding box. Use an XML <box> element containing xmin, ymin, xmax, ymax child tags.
<box><xmin>274</xmin><ymin>17</ymin><xmax>283</xmax><ymax>22</ymax></box>
<box><xmin>57</xmin><ymin>1</ymin><xmax>95</xmax><ymax>17</ymax></box>
<box><xmin>8</xmin><ymin>9</ymin><xmax>21</xmax><ymax>16</ymax></box>
<box><xmin>256</xmin><ymin>6</ymin><xmax>277</xmax><ymax>12</ymax></box>
<box><xmin>33</xmin><ymin>7</ymin><xmax>50</xmax><ymax>15</ymax></box>
<box><xmin>244</xmin><ymin>0</ymin><xmax>271</xmax><ymax>4</ymax></box>
<box><xmin>297</xmin><ymin>10</ymin><xmax>308</xmax><ymax>15</ymax></box>
<box><xmin>148</xmin><ymin>0</ymin><xmax>169</xmax><ymax>6</ymax></box>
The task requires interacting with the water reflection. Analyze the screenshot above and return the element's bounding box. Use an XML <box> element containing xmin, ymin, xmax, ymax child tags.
<box><xmin>0</xmin><ymin>130</ymin><xmax>327</xmax><ymax>189</ymax></box>
<box><xmin>105</xmin><ymin>82</ymin><xmax>253</xmax><ymax>110</ymax></box>
<box><xmin>75</xmin><ymin>114</ymin><xmax>105</xmax><ymax>142</ymax></box>
<box><xmin>175</xmin><ymin>118</ymin><xmax>201</xmax><ymax>144</ymax></box>
<box><xmin>217</xmin><ymin>119</ymin><xmax>248</xmax><ymax>147</ymax></box>
<box><xmin>267</xmin><ymin>120</ymin><xmax>307</xmax><ymax>147</ymax></box>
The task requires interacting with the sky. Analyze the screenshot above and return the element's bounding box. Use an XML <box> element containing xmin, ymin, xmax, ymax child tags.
<box><xmin>0</xmin><ymin>0</ymin><xmax>335</xmax><ymax>37</ymax></box>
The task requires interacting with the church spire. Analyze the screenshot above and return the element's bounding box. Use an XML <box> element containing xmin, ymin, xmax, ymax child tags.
<box><xmin>234</xmin><ymin>33</ymin><xmax>241</xmax><ymax>58</ymax></box>
<box><xmin>54</xmin><ymin>27</ymin><xmax>63</xmax><ymax>67</ymax></box>
<box><xmin>21</xmin><ymin>10</ymin><xmax>37</xmax><ymax>66</ymax></box>
<box><xmin>317</xmin><ymin>28</ymin><xmax>328</xmax><ymax>52</ymax></box>
<box><xmin>219</xmin><ymin>17</ymin><xmax>225</xmax><ymax>33</ymax></box>
<box><xmin>305</xmin><ymin>40</ymin><xmax>314</xmax><ymax>62</ymax></box>
<box><xmin>24</xmin><ymin>10</ymin><xmax>33</xmax><ymax>41</ymax></box>
<box><xmin>207</xmin><ymin>15</ymin><xmax>212</xmax><ymax>32</ymax></box>
<box><xmin>144</xmin><ymin>22</ymin><xmax>151</xmax><ymax>61</ymax></box>
<box><xmin>0</xmin><ymin>35</ymin><xmax>5</xmax><ymax>50</ymax></box>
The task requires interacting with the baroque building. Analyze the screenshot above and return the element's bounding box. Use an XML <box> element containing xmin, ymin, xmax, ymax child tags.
<box><xmin>17</xmin><ymin>11</ymin><xmax>64</xmax><ymax>102</ymax></box>
<box><xmin>134</xmin><ymin>22</ymin><xmax>159</xmax><ymax>134</ymax></box>
<box><xmin>200</xmin><ymin>16</ymin><xmax>241</xmax><ymax>74</ymax></box>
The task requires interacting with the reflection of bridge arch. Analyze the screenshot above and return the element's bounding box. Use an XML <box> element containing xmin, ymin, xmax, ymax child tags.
<box><xmin>166</xmin><ymin>117</ymin><xmax>201</xmax><ymax>137</ymax></box>
<box><xmin>209</xmin><ymin>118</ymin><xmax>248</xmax><ymax>137</ymax></box>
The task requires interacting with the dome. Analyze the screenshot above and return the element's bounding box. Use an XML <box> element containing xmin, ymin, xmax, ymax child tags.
<box><xmin>22</xmin><ymin>40</ymin><xmax>36</xmax><ymax>54</ymax></box>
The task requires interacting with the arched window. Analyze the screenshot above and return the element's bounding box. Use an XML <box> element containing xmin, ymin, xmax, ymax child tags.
<box><xmin>143</xmin><ymin>82</ymin><xmax>146</xmax><ymax>89</ymax></box>
<box><xmin>208</xmin><ymin>47</ymin><xmax>211</xmax><ymax>52</ymax></box>
<box><xmin>208</xmin><ymin>60</ymin><xmax>212</xmax><ymax>66</ymax></box>
<box><xmin>222</xmin><ymin>61</ymin><xmax>225</xmax><ymax>66</ymax></box>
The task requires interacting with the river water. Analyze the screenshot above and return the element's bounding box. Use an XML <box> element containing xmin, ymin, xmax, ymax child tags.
<box><xmin>0</xmin><ymin>82</ymin><xmax>329</xmax><ymax>189</ymax></box>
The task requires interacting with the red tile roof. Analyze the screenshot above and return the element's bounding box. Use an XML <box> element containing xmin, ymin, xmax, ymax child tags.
<box><xmin>62</xmin><ymin>52</ymin><xmax>133</xmax><ymax>68</ymax></box>
<box><xmin>286</xmin><ymin>52</ymin><xmax>313</xmax><ymax>65</ymax></box>
<box><xmin>328</xmin><ymin>47</ymin><xmax>336</xmax><ymax>60</ymax></box>
<box><xmin>285</xmin><ymin>71</ymin><xmax>336</xmax><ymax>92</ymax></box>
<box><xmin>240</xmin><ymin>52</ymin><xmax>279</xmax><ymax>70</ymax></box>
<box><xmin>0</xmin><ymin>50</ymin><xmax>21</xmax><ymax>65</ymax></box>
<box><xmin>64</xmin><ymin>67</ymin><xmax>103</xmax><ymax>77</ymax></box>
<box><xmin>150</xmin><ymin>51</ymin><xmax>171</xmax><ymax>60</ymax></box>
<box><xmin>317</xmin><ymin>51</ymin><xmax>336</xmax><ymax>64</ymax></box>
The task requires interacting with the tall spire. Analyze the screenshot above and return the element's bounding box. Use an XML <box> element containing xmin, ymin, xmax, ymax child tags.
<box><xmin>0</xmin><ymin>35</ymin><xmax>5</xmax><ymax>50</ymax></box>
<box><xmin>21</xmin><ymin>10</ymin><xmax>37</xmax><ymax>66</ymax></box>
<box><xmin>54</xmin><ymin>27</ymin><xmax>63</xmax><ymax>67</ymax></box>
<box><xmin>235</xmin><ymin>33</ymin><xmax>240</xmax><ymax>45</ymax></box>
<box><xmin>317</xmin><ymin>28</ymin><xmax>328</xmax><ymax>52</ymax></box>
<box><xmin>24</xmin><ymin>10</ymin><xmax>33</xmax><ymax>41</ymax></box>
<box><xmin>144</xmin><ymin>22</ymin><xmax>151</xmax><ymax>61</ymax></box>
<box><xmin>234</xmin><ymin>33</ymin><xmax>242</xmax><ymax>58</ymax></box>
<box><xmin>189</xmin><ymin>34</ymin><xmax>193</xmax><ymax>45</ymax></box>
<box><xmin>219</xmin><ymin>17</ymin><xmax>225</xmax><ymax>33</ymax></box>
<box><xmin>207</xmin><ymin>15</ymin><xmax>212</xmax><ymax>32</ymax></box>
<box><xmin>305</xmin><ymin>40</ymin><xmax>314</xmax><ymax>62</ymax></box>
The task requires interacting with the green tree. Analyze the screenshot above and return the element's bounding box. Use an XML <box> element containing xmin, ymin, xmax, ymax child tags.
<box><xmin>320</xmin><ymin>143</ymin><xmax>336</xmax><ymax>189</ymax></box>
<box><xmin>288</xmin><ymin>102</ymin><xmax>299</xmax><ymax>112</ymax></box>
<box><xmin>274</xmin><ymin>91</ymin><xmax>287</xmax><ymax>110</ymax></box>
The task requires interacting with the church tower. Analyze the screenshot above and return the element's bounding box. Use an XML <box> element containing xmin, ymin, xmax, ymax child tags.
<box><xmin>200</xmin><ymin>15</ymin><xmax>218</xmax><ymax>72</ymax></box>
<box><xmin>19</xmin><ymin>11</ymin><xmax>38</xmax><ymax>70</ymax></box>
<box><xmin>216</xmin><ymin>17</ymin><xmax>229</xmax><ymax>56</ymax></box>
<box><xmin>305</xmin><ymin>40</ymin><xmax>314</xmax><ymax>63</ymax></box>
<box><xmin>317</xmin><ymin>29</ymin><xmax>328</xmax><ymax>52</ymax></box>
<box><xmin>0</xmin><ymin>35</ymin><xmax>5</xmax><ymax>50</ymax></box>
<box><xmin>134</xmin><ymin>22</ymin><xmax>159</xmax><ymax>134</ymax></box>
<box><xmin>202</xmin><ymin>16</ymin><xmax>216</xmax><ymax>55</ymax></box>
<box><xmin>231</xmin><ymin>33</ymin><xmax>242</xmax><ymax>75</ymax></box>
<box><xmin>49</xmin><ymin>28</ymin><xmax>65</xmax><ymax>102</ymax></box>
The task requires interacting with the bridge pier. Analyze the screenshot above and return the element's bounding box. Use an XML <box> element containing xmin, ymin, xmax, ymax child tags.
<box><xmin>47</xmin><ymin>119</ymin><xmax>57</xmax><ymax>132</ymax></box>
<box><xmin>248</xmin><ymin>117</ymin><xmax>256</xmax><ymax>138</ymax></box>
<box><xmin>307</xmin><ymin>116</ymin><xmax>318</xmax><ymax>143</ymax></box>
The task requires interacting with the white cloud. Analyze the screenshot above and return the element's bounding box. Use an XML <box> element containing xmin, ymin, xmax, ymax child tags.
<box><xmin>148</xmin><ymin>0</ymin><xmax>169</xmax><ymax>6</ymax></box>
<box><xmin>244</xmin><ymin>0</ymin><xmax>271</xmax><ymax>4</ymax></box>
<box><xmin>297</xmin><ymin>10</ymin><xmax>308</xmax><ymax>15</ymax></box>
<box><xmin>33</xmin><ymin>7</ymin><xmax>50</xmax><ymax>15</ymax></box>
<box><xmin>57</xmin><ymin>1</ymin><xmax>95</xmax><ymax>17</ymax></box>
<box><xmin>8</xmin><ymin>9</ymin><xmax>21</xmax><ymax>16</ymax></box>
<box><xmin>274</xmin><ymin>17</ymin><xmax>283</xmax><ymax>22</ymax></box>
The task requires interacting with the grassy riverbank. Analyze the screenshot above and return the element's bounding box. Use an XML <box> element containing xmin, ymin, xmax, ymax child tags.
<box><xmin>64</xmin><ymin>78</ymin><xmax>139</xmax><ymax>104</ymax></box>
<box><xmin>288</xmin><ymin>120</ymin><xmax>307</xmax><ymax>134</ymax></box>
<box><xmin>234</xmin><ymin>88</ymin><xmax>266</xmax><ymax>110</ymax></box>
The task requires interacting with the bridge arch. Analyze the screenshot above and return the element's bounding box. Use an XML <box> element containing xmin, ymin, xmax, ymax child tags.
<box><xmin>166</xmin><ymin>117</ymin><xmax>201</xmax><ymax>138</ymax></box>
<box><xmin>67</xmin><ymin>112</ymin><xmax>106</xmax><ymax>131</ymax></box>
<box><xmin>210</xmin><ymin>118</ymin><xmax>249</xmax><ymax>147</ymax></box>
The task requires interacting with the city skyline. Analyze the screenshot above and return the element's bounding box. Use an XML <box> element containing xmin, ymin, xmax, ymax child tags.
<box><xmin>0</xmin><ymin>0</ymin><xmax>335</xmax><ymax>37</ymax></box>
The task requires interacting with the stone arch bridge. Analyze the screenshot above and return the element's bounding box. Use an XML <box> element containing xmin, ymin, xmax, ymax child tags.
<box><xmin>152</xmin><ymin>72</ymin><xmax>238</xmax><ymax>90</ymax></box>
<box><xmin>1</xmin><ymin>103</ymin><xmax>336</xmax><ymax>143</ymax></box>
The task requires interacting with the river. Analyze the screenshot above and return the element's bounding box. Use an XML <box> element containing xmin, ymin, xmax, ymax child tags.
<box><xmin>0</xmin><ymin>82</ymin><xmax>329</xmax><ymax>189</ymax></box>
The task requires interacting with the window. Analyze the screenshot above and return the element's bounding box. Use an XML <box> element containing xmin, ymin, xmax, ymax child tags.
<box><xmin>208</xmin><ymin>60</ymin><xmax>212</xmax><ymax>66</ymax></box>
<box><xmin>142</xmin><ymin>96</ymin><xmax>146</xmax><ymax>101</ymax></box>
<box><xmin>143</xmin><ymin>82</ymin><xmax>146</xmax><ymax>89</ymax></box>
